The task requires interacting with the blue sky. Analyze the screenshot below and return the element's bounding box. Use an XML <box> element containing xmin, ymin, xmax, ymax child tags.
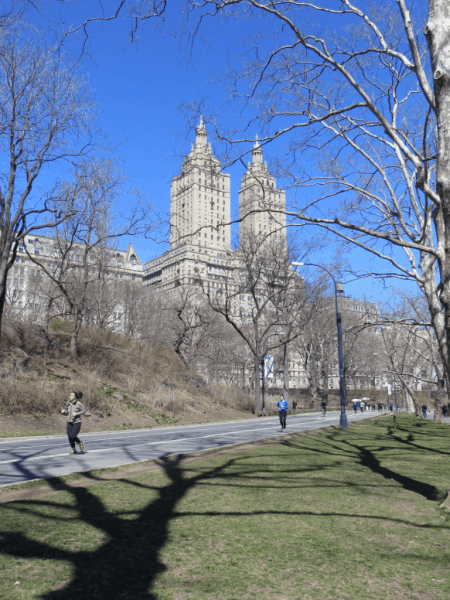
<box><xmin>55</xmin><ymin>3</ymin><xmax>253</xmax><ymax>259</ymax></box>
<box><xmin>27</xmin><ymin>1</ymin><xmax>420</xmax><ymax>304</ymax></box>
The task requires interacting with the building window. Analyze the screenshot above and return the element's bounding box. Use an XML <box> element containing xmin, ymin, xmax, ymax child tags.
<box><xmin>19</xmin><ymin>246</ymin><xmax>23</xmax><ymax>252</ymax></box>
<box><xmin>35</xmin><ymin>248</ymin><xmax>39</xmax><ymax>255</ymax></box>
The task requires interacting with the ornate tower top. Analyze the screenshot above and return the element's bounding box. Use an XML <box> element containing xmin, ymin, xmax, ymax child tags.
<box><xmin>195</xmin><ymin>115</ymin><xmax>207</xmax><ymax>149</ymax></box>
<box><xmin>252</xmin><ymin>134</ymin><xmax>263</xmax><ymax>167</ymax></box>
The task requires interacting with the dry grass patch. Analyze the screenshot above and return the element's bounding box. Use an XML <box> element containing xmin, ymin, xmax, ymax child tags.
<box><xmin>0</xmin><ymin>320</ymin><xmax>255</xmax><ymax>437</ymax></box>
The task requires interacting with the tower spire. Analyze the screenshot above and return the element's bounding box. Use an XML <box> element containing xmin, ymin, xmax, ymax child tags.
<box><xmin>252</xmin><ymin>133</ymin><xmax>263</xmax><ymax>166</ymax></box>
<box><xmin>195</xmin><ymin>115</ymin><xmax>207</xmax><ymax>149</ymax></box>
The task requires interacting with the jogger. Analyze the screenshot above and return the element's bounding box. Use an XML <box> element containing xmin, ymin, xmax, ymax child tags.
<box><xmin>277</xmin><ymin>395</ymin><xmax>289</xmax><ymax>431</ymax></box>
<box><xmin>61</xmin><ymin>391</ymin><xmax>86</xmax><ymax>455</ymax></box>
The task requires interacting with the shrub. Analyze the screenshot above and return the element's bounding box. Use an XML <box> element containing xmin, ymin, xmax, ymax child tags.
<box><xmin>50</xmin><ymin>319</ymin><xmax>70</xmax><ymax>332</ymax></box>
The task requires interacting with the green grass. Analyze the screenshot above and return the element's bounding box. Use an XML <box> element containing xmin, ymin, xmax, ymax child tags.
<box><xmin>1</xmin><ymin>414</ymin><xmax>450</xmax><ymax>599</ymax></box>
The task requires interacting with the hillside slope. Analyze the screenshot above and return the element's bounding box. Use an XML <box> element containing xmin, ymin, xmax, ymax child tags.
<box><xmin>0</xmin><ymin>320</ymin><xmax>254</xmax><ymax>436</ymax></box>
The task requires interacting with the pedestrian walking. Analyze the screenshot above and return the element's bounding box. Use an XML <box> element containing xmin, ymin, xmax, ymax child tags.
<box><xmin>360</xmin><ymin>400</ymin><xmax>365</xmax><ymax>413</ymax></box>
<box><xmin>353</xmin><ymin>401</ymin><xmax>358</xmax><ymax>414</ymax></box>
<box><xmin>277</xmin><ymin>395</ymin><xmax>289</xmax><ymax>431</ymax></box>
<box><xmin>61</xmin><ymin>391</ymin><xmax>86</xmax><ymax>455</ymax></box>
<box><xmin>443</xmin><ymin>404</ymin><xmax>449</xmax><ymax>418</ymax></box>
<box><xmin>390</xmin><ymin>402</ymin><xmax>393</xmax><ymax>412</ymax></box>
<box><xmin>378</xmin><ymin>403</ymin><xmax>382</xmax><ymax>412</ymax></box>
<box><xmin>321</xmin><ymin>400</ymin><xmax>327</xmax><ymax>417</ymax></box>
<box><xmin>421</xmin><ymin>403</ymin><xmax>427</xmax><ymax>418</ymax></box>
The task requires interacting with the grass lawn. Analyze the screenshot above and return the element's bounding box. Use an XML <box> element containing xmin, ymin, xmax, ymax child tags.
<box><xmin>0</xmin><ymin>414</ymin><xmax>449</xmax><ymax>600</ymax></box>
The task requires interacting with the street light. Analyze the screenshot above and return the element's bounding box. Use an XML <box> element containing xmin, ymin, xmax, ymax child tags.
<box><xmin>292</xmin><ymin>262</ymin><xmax>348</xmax><ymax>428</ymax></box>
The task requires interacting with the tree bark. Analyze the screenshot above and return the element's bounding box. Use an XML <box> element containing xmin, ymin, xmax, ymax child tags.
<box><xmin>426</xmin><ymin>0</ymin><xmax>450</xmax><ymax>394</ymax></box>
<box><xmin>0</xmin><ymin>236</ymin><xmax>15</xmax><ymax>338</ymax></box>
<box><xmin>283</xmin><ymin>342</ymin><xmax>290</xmax><ymax>405</ymax></box>
<box><xmin>253</xmin><ymin>354</ymin><xmax>261</xmax><ymax>412</ymax></box>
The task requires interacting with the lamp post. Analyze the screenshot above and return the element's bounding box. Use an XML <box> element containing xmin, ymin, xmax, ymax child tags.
<box><xmin>261</xmin><ymin>358</ymin><xmax>265</xmax><ymax>413</ymax></box>
<box><xmin>292</xmin><ymin>262</ymin><xmax>348</xmax><ymax>428</ymax></box>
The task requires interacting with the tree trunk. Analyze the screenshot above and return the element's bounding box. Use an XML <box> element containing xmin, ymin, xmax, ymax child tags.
<box><xmin>253</xmin><ymin>354</ymin><xmax>261</xmax><ymax>413</ymax></box>
<box><xmin>0</xmin><ymin>271</ymin><xmax>7</xmax><ymax>339</ymax></box>
<box><xmin>0</xmin><ymin>244</ymin><xmax>12</xmax><ymax>338</ymax></box>
<box><xmin>43</xmin><ymin>298</ymin><xmax>53</xmax><ymax>377</ymax></box>
<box><xmin>70</xmin><ymin>329</ymin><xmax>78</xmax><ymax>360</ymax></box>
<box><xmin>283</xmin><ymin>342</ymin><xmax>290</xmax><ymax>405</ymax></box>
<box><xmin>322</xmin><ymin>362</ymin><xmax>329</xmax><ymax>403</ymax></box>
<box><xmin>434</xmin><ymin>376</ymin><xmax>446</xmax><ymax>421</ymax></box>
<box><xmin>426</xmin><ymin>1</ymin><xmax>450</xmax><ymax>389</ymax></box>
<box><xmin>70</xmin><ymin>307</ymin><xmax>82</xmax><ymax>361</ymax></box>
<box><xmin>402</xmin><ymin>388</ymin><xmax>415</xmax><ymax>413</ymax></box>
<box><xmin>310</xmin><ymin>359</ymin><xmax>319</xmax><ymax>409</ymax></box>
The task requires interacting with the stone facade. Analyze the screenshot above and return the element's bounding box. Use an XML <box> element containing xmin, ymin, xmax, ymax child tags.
<box><xmin>144</xmin><ymin>119</ymin><xmax>286</xmax><ymax>293</ymax></box>
<box><xmin>239</xmin><ymin>137</ymin><xmax>286</xmax><ymax>246</ymax></box>
<box><xmin>8</xmin><ymin>235</ymin><xmax>142</xmax><ymax>324</ymax></box>
<box><xmin>169</xmin><ymin>116</ymin><xmax>231</xmax><ymax>252</ymax></box>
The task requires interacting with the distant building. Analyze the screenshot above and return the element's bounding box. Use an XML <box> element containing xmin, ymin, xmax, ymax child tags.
<box><xmin>143</xmin><ymin>118</ymin><xmax>286</xmax><ymax>293</ymax></box>
<box><xmin>239</xmin><ymin>136</ymin><xmax>286</xmax><ymax>247</ymax></box>
<box><xmin>7</xmin><ymin>235</ymin><xmax>142</xmax><ymax>326</ymax></box>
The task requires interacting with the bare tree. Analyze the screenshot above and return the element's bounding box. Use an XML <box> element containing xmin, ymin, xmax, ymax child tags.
<box><xmin>291</xmin><ymin>290</ymin><xmax>336</xmax><ymax>408</ymax></box>
<box><xmin>0</xmin><ymin>30</ymin><xmax>97</xmax><ymax>337</ymax></box>
<box><xmin>27</xmin><ymin>157</ymin><xmax>152</xmax><ymax>359</ymax></box>
<box><xmin>380</xmin><ymin>290</ymin><xmax>445</xmax><ymax>416</ymax></box>
<box><xmin>114</xmin><ymin>280</ymin><xmax>146</xmax><ymax>341</ymax></box>
<box><xmin>200</xmin><ymin>232</ymin><xmax>313</xmax><ymax>410</ymax></box>
<box><xmin>156</xmin><ymin>287</ymin><xmax>221</xmax><ymax>370</ymax></box>
<box><xmin>180</xmin><ymin>0</ymin><xmax>450</xmax><ymax>406</ymax></box>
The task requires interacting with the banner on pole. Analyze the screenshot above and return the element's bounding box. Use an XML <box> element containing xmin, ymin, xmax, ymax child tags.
<box><xmin>265</xmin><ymin>355</ymin><xmax>274</xmax><ymax>379</ymax></box>
<box><xmin>387</xmin><ymin>384</ymin><xmax>392</xmax><ymax>395</ymax></box>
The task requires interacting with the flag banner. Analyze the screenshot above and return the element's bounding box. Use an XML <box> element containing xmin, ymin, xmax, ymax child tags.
<box><xmin>265</xmin><ymin>355</ymin><xmax>274</xmax><ymax>379</ymax></box>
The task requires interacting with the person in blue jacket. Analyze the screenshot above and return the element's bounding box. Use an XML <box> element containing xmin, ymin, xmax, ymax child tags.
<box><xmin>277</xmin><ymin>395</ymin><xmax>289</xmax><ymax>431</ymax></box>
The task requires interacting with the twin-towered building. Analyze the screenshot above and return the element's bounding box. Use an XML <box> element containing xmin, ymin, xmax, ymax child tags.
<box><xmin>143</xmin><ymin>118</ymin><xmax>286</xmax><ymax>291</ymax></box>
<box><xmin>7</xmin><ymin>119</ymin><xmax>287</xmax><ymax>320</ymax></box>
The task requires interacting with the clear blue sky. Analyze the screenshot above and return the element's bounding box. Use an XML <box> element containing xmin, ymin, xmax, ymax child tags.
<box><xmin>53</xmin><ymin>2</ymin><xmax>254</xmax><ymax>260</ymax></box>
<box><xmin>30</xmin><ymin>1</ymin><xmax>417</xmax><ymax>304</ymax></box>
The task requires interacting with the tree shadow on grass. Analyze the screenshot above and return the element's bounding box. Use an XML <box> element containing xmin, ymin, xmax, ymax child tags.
<box><xmin>282</xmin><ymin>424</ymin><xmax>444</xmax><ymax>501</ymax></box>
<box><xmin>3</xmin><ymin>451</ymin><xmax>323</xmax><ymax>598</ymax></box>
<box><xmin>1</xmin><ymin>419</ymin><xmax>449</xmax><ymax>598</ymax></box>
<box><xmin>0</xmin><ymin>454</ymin><xmax>204</xmax><ymax>600</ymax></box>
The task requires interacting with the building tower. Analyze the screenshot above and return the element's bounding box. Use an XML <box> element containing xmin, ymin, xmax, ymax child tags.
<box><xmin>238</xmin><ymin>137</ymin><xmax>286</xmax><ymax>246</ymax></box>
<box><xmin>170</xmin><ymin>117</ymin><xmax>231</xmax><ymax>251</ymax></box>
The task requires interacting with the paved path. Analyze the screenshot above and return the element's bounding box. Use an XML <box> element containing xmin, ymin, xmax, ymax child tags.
<box><xmin>0</xmin><ymin>409</ymin><xmax>384</xmax><ymax>487</ymax></box>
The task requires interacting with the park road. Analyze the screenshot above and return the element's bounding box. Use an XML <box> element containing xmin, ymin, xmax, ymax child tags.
<box><xmin>0</xmin><ymin>409</ymin><xmax>384</xmax><ymax>487</ymax></box>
